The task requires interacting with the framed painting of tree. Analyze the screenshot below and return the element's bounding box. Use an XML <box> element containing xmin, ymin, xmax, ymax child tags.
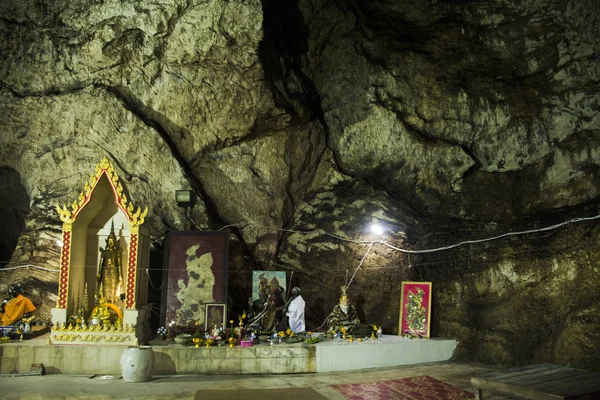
<box><xmin>160</xmin><ymin>231</ymin><xmax>228</xmax><ymax>329</ymax></box>
<box><xmin>398</xmin><ymin>281</ymin><xmax>432</xmax><ymax>338</ymax></box>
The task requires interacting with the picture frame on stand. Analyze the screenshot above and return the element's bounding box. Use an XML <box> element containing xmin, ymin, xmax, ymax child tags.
<box><xmin>399</xmin><ymin>281</ymin><xmax>432</xmax><ymax>338</ymax></box>
<box><xmin>204</xmin><ymin>303</ymin><xmax>227</xmax><ymax>331</ymax></box>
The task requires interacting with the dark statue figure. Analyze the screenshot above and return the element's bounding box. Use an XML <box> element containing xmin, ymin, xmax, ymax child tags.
<box><xmin>247</xmin><ymin>275</ymin><xmax>286</xmax><ymax>332</ymax></box>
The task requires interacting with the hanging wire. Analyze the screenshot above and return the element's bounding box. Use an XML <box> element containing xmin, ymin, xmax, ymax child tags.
<box><xmin>347</xmin><ymin>242</ymin><xmax>374</xmax><ymax>288</ymax></box>
<box><xmin>1</xmin><ymin>213</ymin><xmax>598</xmax><ymax>273</ymax></box>
<box><xmin>0</xmin><ymin>264</ymin><xmax>60</xmax><ymax>272</ymax></box>
<box><xmin>218</xmin><ymin>214</ymin><xmax>600</xmax><ymax>254</ymax></box>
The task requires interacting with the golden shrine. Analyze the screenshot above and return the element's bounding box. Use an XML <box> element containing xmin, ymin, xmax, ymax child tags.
<box><xmin>49</xmin><ymin>157</ymin><xmax>150</xmax><ymax>345</ymax></box>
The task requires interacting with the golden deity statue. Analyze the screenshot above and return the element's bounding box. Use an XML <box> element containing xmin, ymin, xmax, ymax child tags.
<box><xmin>96</xmin><ymin>222</ymin><xmax>122</xmax><ymax>304</ymax></box>
<box><xmin>90</xmin><ymin>296</ymin><xmax>112</xmax><ymax>327</ymax></box>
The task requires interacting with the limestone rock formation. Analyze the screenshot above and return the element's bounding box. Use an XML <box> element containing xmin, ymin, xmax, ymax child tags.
<box><xmin>0</xmin><ymin>0</ymin><xmax>599</xmax><ymax>370</ymax></box>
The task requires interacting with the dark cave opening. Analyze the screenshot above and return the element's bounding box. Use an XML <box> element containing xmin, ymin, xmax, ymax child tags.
<box><xmin>0</xmin><ymin>167</ymin><xmax>30</xmax><ymax>268</ymax></box>
<box><xmin>258</xmin><ymin>0</ymin><xmax>325</xmax><ymax>126</ymax></box>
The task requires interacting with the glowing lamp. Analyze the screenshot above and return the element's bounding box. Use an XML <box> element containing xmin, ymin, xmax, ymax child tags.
<box><xmin>370</xmin><ymin>223</ymin><xmax>384</xmax><ymax>236</ymax></box>
<box><xmin>175</xmin><ymin>190</ymin><xmax>194</xmax><ymax>207</ymax></box>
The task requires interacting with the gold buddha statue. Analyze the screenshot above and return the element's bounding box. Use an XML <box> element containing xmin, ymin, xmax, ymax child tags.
<box><xmin>90</xmin><ymin>295</ymin><xmax>112</xmax><ymax>327</ymax></box>
<box><xmin>96</xmin><ymin>222</ymin><xmax>122</xmax><ymax>304</ymax></box>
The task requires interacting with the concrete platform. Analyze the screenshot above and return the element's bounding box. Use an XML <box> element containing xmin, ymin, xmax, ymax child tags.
<box><xmin>316</xmin><ymin>336</ymin><xmax>457</xmax><ymax>372</ymax></box>
<box><xmin>0</xmin><ymin>333</ymin><xmax>457</xmax><ymax>375</ymax></box>
<box><xmin>0</xmin><ymin>362</ymin><xmax>513</xmax><ymax>400</ymax></box>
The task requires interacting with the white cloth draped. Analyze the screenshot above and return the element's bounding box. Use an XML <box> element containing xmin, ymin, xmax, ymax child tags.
<box><xmin>287</xmin><ymin>295</ymin><xmax>306</xmax><ymax>333</ymax></box>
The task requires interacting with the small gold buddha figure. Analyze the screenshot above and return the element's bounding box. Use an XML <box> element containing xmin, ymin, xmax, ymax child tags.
<box><xmin>96</xmin><ymin>222</ymin><xmax>122</xmax><ymax>304</ymax></box>
<box><xmin>90</xmin><ymin>295</ymin><xmax>111</xmax><ymax>326</ymax></box>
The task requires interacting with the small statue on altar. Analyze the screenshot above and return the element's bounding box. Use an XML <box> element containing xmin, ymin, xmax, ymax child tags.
<box><xmin>0</xmin><ymin>283</ymin><xmax>36</xmax><ymax>326</ymax></box>
<box><xmin>286</xmin><ymin>287</ymin><xmax>305</xmax><ymax>333</ymax></box>
<box><xmin>210</xmin><ymin>324</ymin><xmax>222</xmax><ymax>340</ymax></box>
<box><xmin>96</xmin><ymin>222</ymin><xmax>122</xmax><ymax>304</ymax></box>
<box><xmin>90</xmin><ymin>296</ymin><xmax>112</xmax><ymax>326</ymax></box>
<box><xmin>326</xmin><ymin>286</ymin><xmax>361</xmax><ymax>334</ymax></box>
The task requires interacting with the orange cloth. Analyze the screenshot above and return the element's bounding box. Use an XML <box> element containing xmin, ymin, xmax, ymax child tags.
<box><xmin>0</xmin><ymin>294</ymin><xmax>36</xmax><ymax>326</ymax></box>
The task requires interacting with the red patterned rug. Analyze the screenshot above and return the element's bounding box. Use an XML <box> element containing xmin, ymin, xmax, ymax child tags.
<box><xmin>331</xmin><ymin>376</ymin><xmax>475</xmax><ymax>400</ymax></box>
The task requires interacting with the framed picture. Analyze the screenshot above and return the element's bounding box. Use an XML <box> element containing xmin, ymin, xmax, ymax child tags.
<box><xmin>251</xmin><ymin>270</ymin><xmax>287</xmax><ymax>302</ymax></box>
<box><xmin>205</xmin><ymin>303</ymin><xmax>227</xmax><ymax>331</ymax></box>
<box><xmin>399</xmin><ymin>281</ymin><xmax>432</xmax><ymax>338</ymax></box>
<box><xmin>161</xmin><ymin>231</ymin><xmax>228</xmax><ymax>328</ymax></box>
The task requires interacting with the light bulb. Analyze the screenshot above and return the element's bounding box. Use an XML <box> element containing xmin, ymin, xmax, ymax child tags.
<box><xmin>370</xmin><ymin>223</ymin><xmax>384</xmax><ymax>235</ymax></box>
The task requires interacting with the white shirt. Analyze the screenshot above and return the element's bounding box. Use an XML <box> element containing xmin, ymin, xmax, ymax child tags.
<box><xmin>287</xmin><ymin>295</ymin><xmax>306</xmax><ymax>333</ymax></box>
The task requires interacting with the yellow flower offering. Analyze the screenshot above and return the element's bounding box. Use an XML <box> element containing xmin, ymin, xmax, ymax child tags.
<box><xmin>278</xmin><ymin>331</ymin><xmax>285</xmax><ymax>337</ymax></box>
<box><xmin>286</xmin><ymin>328</ymin><xmax>291</xmax><ymax>335</ymax></box>
<box><xmin>373</xmin><ymin>325</ymin><xmax>378</xmax><ymax>330</ymax></box>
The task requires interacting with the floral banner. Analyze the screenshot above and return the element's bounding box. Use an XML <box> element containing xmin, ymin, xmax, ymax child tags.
<box><xmin>399</xmin><ymin>281</ymin><xmax>432</xmax><ymax>338</ymax></box>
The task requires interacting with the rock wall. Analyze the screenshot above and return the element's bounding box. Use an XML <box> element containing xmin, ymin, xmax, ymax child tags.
<box><xmin>0</xmin><ymin>0</ymin><xmax>599</xmax><ymax>369</ymax></box>
<box><xmin>418</xmin><ymin>219</ymin><xmax>600</xmax><ymax>371</ymax></box>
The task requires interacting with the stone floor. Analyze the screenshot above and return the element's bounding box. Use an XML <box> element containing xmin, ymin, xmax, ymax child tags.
<box><xmin>0</xmin><ymin>361</ymin><xmax>518</xmax><ymax>400</ymax></box>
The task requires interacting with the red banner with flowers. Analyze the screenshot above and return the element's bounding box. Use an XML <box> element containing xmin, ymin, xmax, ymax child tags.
<box><xmin>399</xmin><ymin>281</ymin><xmax>432</xmax><ymax>338</ymax></box>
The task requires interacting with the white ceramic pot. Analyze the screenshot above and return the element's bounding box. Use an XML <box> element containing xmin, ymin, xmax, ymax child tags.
<box><xmin>120</xmin><ymin>346</ymin><xmax>155</xmax><ymax>383</ymax></box>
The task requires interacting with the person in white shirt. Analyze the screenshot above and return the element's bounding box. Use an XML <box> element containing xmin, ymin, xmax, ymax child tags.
<box><xmin>286</xmin><ymin>287</ymin><xmax>305</xmax><ymax>333</ymax></box>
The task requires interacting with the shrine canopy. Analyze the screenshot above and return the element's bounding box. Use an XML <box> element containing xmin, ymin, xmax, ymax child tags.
<box><xmin>51</xmin><ymin>157</ymin><xmax>150</xmax><ymax>325</ymax></box>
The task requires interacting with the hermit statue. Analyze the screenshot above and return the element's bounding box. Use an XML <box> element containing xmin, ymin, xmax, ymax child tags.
<box><xmin>326</xmin><ymin>286</ymin><xmax>361</xmax><ymax>333</ymax></box>
<box><xmin>286</xmin><ymin>287</ymin><xmax>305</xmax><ymax>333</ymax></box>
<box><xmin>96</xmin><ymin>223</ymin><xmax>122</xmax><ymax>304</ymax></box>
<box><xmin>0</xmin><ymin>283</ymin><xmax>36</xmax><ymax>326</ymax></box>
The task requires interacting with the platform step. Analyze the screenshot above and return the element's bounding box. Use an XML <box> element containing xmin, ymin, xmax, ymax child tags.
<box><xmin>0</xmin><ymin>363</ymin><xmax>45</xmax><ymax>377</ymax></box>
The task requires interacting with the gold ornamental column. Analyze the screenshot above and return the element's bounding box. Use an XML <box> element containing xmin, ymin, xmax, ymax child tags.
<box><xmin>57</xmin><ymin>223</ymin><xmax>73</xmax><ymax>309</ymax></box>
<box><xmin>125</xmin><ymin>225</ymin><xmax>140</xmax><ymax>309</ymax></box>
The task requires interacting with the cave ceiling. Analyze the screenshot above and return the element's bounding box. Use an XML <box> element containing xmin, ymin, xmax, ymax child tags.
<box><xmin>0</xmin><ymin>0</ymin><xmax>599</xmax><ymax>332</ymax></box>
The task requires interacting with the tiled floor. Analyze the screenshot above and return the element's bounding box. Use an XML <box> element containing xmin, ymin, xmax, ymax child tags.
<box><xmin>0</xmin><ymin>361</ymin><xmax>519</xmax><ymax>400</ymax></box>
